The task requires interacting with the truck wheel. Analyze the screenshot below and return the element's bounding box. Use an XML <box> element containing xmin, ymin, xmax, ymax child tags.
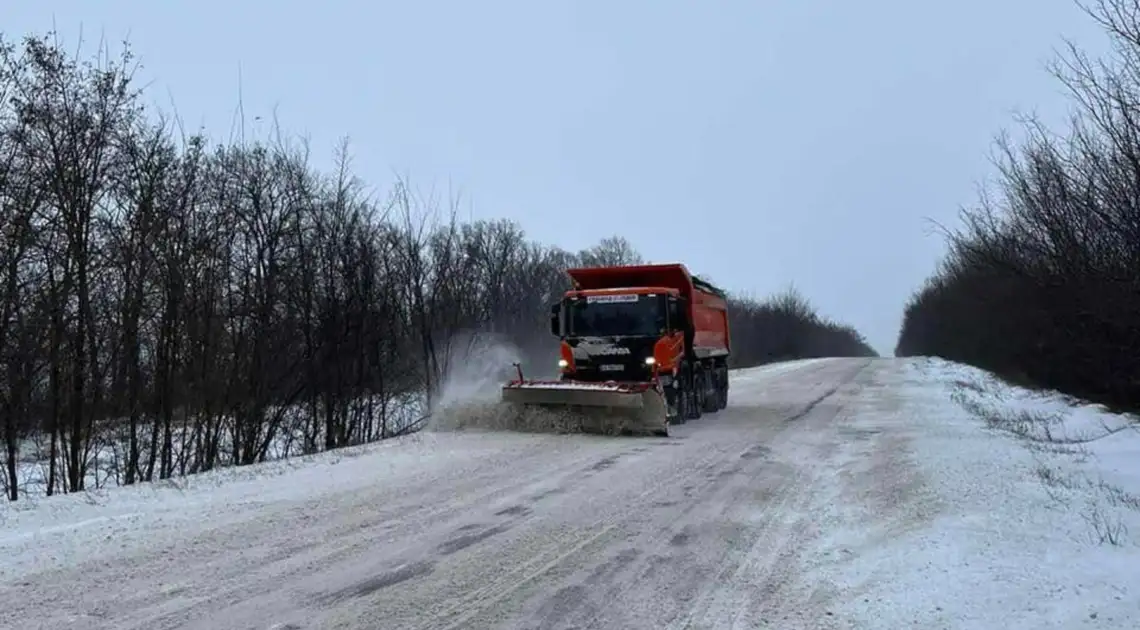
<box><xmin>685</xmin><ymin>388</ymin><xmax>702</xmax><ymax>420</ymax></box>
<box><xmin>701</xmin><ymin>368</ymin><xmax>719</xmax><ymax>414</ymax></box>
<box><xmin>666</xmin><ymin>386</ymin><xmax>685</xmax><ymax>425</ymax></box>
<box><xmin>684</xmin><ymin>364</ymin><xmax>703</xmax><ymax>421</ymax></box>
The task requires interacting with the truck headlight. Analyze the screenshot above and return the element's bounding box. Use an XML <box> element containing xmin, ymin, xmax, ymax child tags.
<box><xmin>644</xmin><ymin>357</ymin><xmax>656</xmax><ymax>365</ymax></box>
<box><xmin>558</xmin><ymin>359</ymin><xmax>569</xmax><ymax>368</ymax></box>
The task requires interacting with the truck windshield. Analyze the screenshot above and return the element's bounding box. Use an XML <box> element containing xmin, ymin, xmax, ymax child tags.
<box><xmin>567</xmin><ymin>295</ymin><xmax>664</xmax><ymax>337</ymax></box>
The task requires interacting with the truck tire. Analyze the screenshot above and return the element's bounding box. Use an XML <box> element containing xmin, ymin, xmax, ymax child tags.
<box><xmin>666</xmin><ymin>385</ymin><xmax>685</xmax><ymax>425</ymax></box>
<box><xmin>701</xmin><ymin>367</ymin><xmax>719</xmax><ymax>414</ymax></box>
<box><xmin>717</xmin><ymin>367</ymin><xmax>729</xmax><ymax>410</ymax></box>
<box><xmin>686</xmin><ymin>387</ymin><xmax>702</xmax><ymax>420</ymax></box>
<box><xmin>683</xmin><ymin>363</ymin><xmax>702</xmax><ymax>421</ymax></box>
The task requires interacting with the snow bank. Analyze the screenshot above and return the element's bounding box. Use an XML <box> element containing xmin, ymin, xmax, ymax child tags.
<box><xmin>816</xmin><ymin>357</ymin><xmax>1140</xmax><ymax>629</ymax></box>
<box><xmin>933</xmin><ymin>359</ymin><xmax>1140</xmax><ymax>517</ymax></box>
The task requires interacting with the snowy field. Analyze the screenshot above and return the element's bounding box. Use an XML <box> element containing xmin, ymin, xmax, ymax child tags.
<box><xmin>0</xmin><ymin>356</ymin><xmax>1137</xmax><ymax>629</ymax></box>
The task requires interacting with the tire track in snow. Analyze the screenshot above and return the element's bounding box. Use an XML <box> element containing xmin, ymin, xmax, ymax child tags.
<box><xmin>402</xmin><ymin>359</ymin><xmax>874</xmax><ymax>630</ymax></box>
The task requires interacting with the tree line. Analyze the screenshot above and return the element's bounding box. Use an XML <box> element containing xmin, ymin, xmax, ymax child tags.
<box><xmin>0</xmin><ymin>31</ymin><xmax>874</xmax><ymax>501</ymax></box>
<box><xmin>896</xmin><ymin>0</ymin><xmax>1140</xmax><ymax>415</ymax></box>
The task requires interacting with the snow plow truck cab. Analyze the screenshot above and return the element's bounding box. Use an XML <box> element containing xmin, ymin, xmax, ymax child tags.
<box><xmin>501</xmin><ymin>262</ymin><xmax>731</xmax><ymax>436</ymax></box>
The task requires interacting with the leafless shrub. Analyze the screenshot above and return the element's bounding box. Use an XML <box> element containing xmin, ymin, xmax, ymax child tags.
<box><xmin>1093</xmin><ymin>477</ymin><xmax>1140</xmax><ymax>511</ymax></box>
<box><xmin>1031</xmin><ymin>454</ymin><xmax>1135</xmax><ymax>544</ymax></box>
<box><xmin>1029</xmin><ymin>440</ymin><xmax>1093</xmax><ymax>463</ymax></box>
<box><xmin>1035</xmin><ymin>462</ymin><xmax>1078</xmax><ymax>505</ymax></box>
<box><xmin>1035</xmin><ymin>463</ymin><xmax>1079</xmax><ymax>489</ymax></box>
<box><xmin>1083</xmin><ymin>500</ymin><xmax>1128</xmax><ymax>546</ymax></box>
<box><xmin>952</xmin><ymin>384</ymin><xmax>1108</xmax><ymax>451</ymax></box>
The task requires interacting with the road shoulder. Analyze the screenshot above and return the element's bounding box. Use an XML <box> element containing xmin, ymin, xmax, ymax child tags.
<box><xmin>804</xmin><ymin>358</ymin><xmax>1140</xmax><ymax>629</ymax></box>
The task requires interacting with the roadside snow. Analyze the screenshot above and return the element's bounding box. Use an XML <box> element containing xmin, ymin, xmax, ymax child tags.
<box><xmin>0</xmin><ymin>431</ymin><xmax>536</xmax><ymax>580</ymax></box>
<box><xmin>813</xmin><ymin>357</ymin><xmax>1140</xmax><ymax>629</ymax></box>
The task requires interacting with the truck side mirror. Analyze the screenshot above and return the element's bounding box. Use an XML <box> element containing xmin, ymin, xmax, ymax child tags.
<box><xmin>550</xmin><ymin>302</ymin><xmax>561</xmax><ymax>336</ymax></box>
<box><xmin>668</xmin><ymin>299</ymin><xmax>685</xmax><ymax>329</ymax></box>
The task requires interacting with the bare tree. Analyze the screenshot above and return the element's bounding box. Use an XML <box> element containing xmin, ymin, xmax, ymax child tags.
<box><xmin>4</xmin><ymin>32</ymin><xmax>141</xmax><ymax>492</ymax></box>
<box><xmin>578</xmin><ymin>235</ymin><xmax>644</xmax><ymax>267</ymax></box>
<box><xmin>0</xmin><ymin>39</ymin><xmax>47</xmax><ymax>500</ymax></box>
<box><xmin>898</xmin><ymin>0</ymin><xmax>1140</xmax><ymax>413</ymax></box>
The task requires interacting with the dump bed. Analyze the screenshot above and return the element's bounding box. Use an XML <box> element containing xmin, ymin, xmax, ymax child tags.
<box><xmin>566</xmin><ymin>263</ymin><xmax>731</xmax><ymax>358</ymax></box>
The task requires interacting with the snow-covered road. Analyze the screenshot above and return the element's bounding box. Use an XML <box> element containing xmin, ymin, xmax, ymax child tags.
<box><xmin>4</xmin><ymin>357</ymin><xmax>1139</xmax><ymax>629</ymax></box>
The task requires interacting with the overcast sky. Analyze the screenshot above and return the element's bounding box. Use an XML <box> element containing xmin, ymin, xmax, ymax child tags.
<box><xmin>6</xmin><ymin>1</ymin><xmax>1111</xmax><ymax>355</ymax></box>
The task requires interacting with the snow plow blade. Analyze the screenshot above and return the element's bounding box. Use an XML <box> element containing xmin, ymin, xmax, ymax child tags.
<box><xmin>500</xmin><ymin>380</ymin><xmax>670</xmax><ymax>437</ymax></box>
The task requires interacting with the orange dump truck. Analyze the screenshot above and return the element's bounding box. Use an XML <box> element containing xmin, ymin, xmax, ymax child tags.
<box><xmin>501</xmin><ymin>262</ymin><xmax>731</xmax><ymax>436</ymax></box>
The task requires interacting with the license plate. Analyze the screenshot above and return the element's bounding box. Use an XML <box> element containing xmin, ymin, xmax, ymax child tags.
<box><xmin>600</xmin><ymin>364</ymin><xmax>624</xmax><ymax>372</ymax></box>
